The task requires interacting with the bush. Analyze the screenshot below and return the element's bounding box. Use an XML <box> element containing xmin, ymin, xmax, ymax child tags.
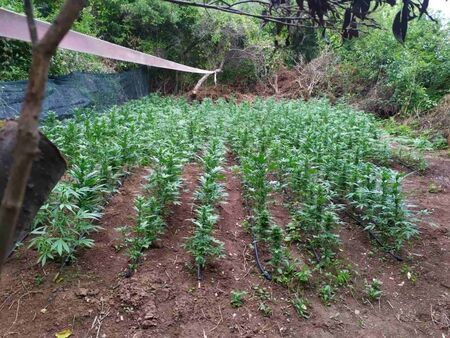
<box><xmin>0</xmin><ymin>0</ymin><xmax>108</xmax><ymax>81</ymax></box>
<box><xmin>328</xmin><ymin>7</ymin><xmax>450</xmax><ymax>115</ymax></box>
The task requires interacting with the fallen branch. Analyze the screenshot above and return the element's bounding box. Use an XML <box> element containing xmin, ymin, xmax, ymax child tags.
<box><xmin>191</xmin><ymin>61</ymin><xmax>225</xmax><ymax>99</ymax></box>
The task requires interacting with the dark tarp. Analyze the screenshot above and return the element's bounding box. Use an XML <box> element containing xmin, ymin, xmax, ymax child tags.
<box><xmin>0</xmin><ymin>67</ymin><xmax>150</xmax><ymax>120</ymax></box>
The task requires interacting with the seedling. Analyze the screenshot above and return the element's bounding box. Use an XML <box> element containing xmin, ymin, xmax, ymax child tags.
<box><xmin>230</xmin><ymin>290</ymin><xmax>248</xmax><ymax>308</ymax></box>
<box><xmin>335</xmin><ymin>269</ymin><xmax>351</xmax><ymax>286</ymax></box>
<box><xmin>295</xmin><ymin>266</ymin><xmax>312</xmax><ymax>284</ymax></box>
<box><xmin>258</xmin><ymin>302</ymin><xmax>272</xmax><ymax>317</ymax></box>
<box><xmin>365</xmin><ymin>278</ymin><xmax>383</xmax><ymax>300</ymax></box>
<box><xmin>291</xmin><ymin>296</ymin><xmax>310</xmax><ymax>319</ymax></box>
<box><xmin>319</xmin><ymin>284</ymin><xmax>334</xmax><ymax>304</ymax></box>
<box><xmin>34</xmin><ymin>274</ymin><xmax>44</xmax><ymax>286</ymax></box>
<box><xmin>400</xmin><ymin>264</ymin><xmax>417</xmax><ymax>284</ymax></box>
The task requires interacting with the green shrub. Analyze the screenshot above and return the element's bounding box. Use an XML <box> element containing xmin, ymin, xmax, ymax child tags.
<box><xmin>329</xmin><ymin>7</ymin><xmax>449</xmax><ymax>115</ymax></box>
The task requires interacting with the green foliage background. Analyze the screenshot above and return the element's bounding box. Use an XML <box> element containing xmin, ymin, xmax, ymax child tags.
<box><xmin>327</xmin><ymin>8</ymin><xmax>450</xmax><ymax>114</ymax></box>
<box><xmin>0</xmin><ymin>0</ymin><xmax>448</xmax><ymax>115</ymax></box>
<box><xmin>0</xmin><ymin>0</ymin><xmax>275</xmax><ymax>86</ymax></box>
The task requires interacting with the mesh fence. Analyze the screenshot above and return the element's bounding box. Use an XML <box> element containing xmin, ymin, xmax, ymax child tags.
<box><xmin>0</xmin><ymin>67</ymin><xmax>151</xmax><ymax>120</ymax></box>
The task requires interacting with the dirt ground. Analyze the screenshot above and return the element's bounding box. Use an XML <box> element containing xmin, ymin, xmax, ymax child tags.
<box><xmin>0</xmin><ymin>151</ymin><xmax>449</xmax><ymax>338</ymax></box>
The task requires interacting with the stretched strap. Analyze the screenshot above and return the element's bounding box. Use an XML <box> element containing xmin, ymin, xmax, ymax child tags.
<box><xmin>0</xmin><ymin>8</ymin><xmax>214</xmax><ymax>74</ymax></box>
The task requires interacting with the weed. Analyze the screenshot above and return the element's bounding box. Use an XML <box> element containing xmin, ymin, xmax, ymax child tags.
<box><xmin>291</xmin><ymin>296</ymin><xmax>310</xmax><ymax>319</ymax></box>
<box><xmin>295</xmin><ymin>266</ymin><xmax>312</xmax><ymax>284</ymax></box>
<box><xmin>400</xmin><ymin>264</ymin><xmax>417</xmax><ymax>284</ymax></box>
<box><xmin>230</xmin><ymin>290</ymin><xmax>248</xmax><ymax>308</ymax></box>
<box><xmin>365</xmin><ymin>278</ymin><xmax>383</xmax><ymax>300</ymax></box>
<box><xmin>34</xmin><ymin>274</ymin><xmax>44</xmax><ymax>286</ymax></box>
<box><xmin>335</xmin><ymin>269</ymin><xmax>351</xmax><ymax>286</ymax></box>
<box><xmin>258</xmin><ymin>302</ymin><xmax>272</xmax><ymax>317</ymax></box>
<box><xmin>319</xmin><ymin>284</ymin><xmax>334</xmax><ymax>304</ymax></box>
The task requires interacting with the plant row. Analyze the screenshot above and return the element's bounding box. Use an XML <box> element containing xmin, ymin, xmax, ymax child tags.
<box><xmin>31</xmin><ymin>96</ymin><xmax>212</xmax><ymax>265</ymax></box>
<box><xmin>122</xmin><ymin>142</ymin><xmax>188</xmax><ymax>273</ymax></box>
<box><xmin>31</xmin><ymin>96</ymin><xmax>418</xmax><ymax>272</ymax></box>
<box><xmin>185</xmin><ymin>138</ymin><xmax>227</xmax><ymax>280</ymax></box>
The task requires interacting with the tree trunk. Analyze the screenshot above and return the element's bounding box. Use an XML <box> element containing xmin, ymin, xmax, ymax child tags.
<box><xmin>0</xmin><ymin>0</ymin><xmax>86</xmax><ymax>273</ymax></box>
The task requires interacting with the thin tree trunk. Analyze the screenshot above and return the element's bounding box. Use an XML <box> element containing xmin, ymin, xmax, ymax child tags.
<box><xmin>0</xmin><ymin>0</ymin><xmax>86</xmax><ymax>273</ymax></box>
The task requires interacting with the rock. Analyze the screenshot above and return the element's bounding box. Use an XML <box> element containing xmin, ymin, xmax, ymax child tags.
<box><xmin>75</xmin><ymin>288</ymin><xmax>89</xmax><ymax>297</ymax></box>
<box><xmin>75</xmin><ymin>287</ymin><xmax>99</xmax><ymax>298</ymax></box>
<box><xmin>143</xmin><ymin>302</ymin><xmax>157</xmax><ymax>320</ymax></box>
<box><xmin>132</xmin><ymin>331</ymin><xmax>145</xmax><ymax>338</ymax></box>
<box><xmin>141</xmin><ymin>319</ymin><xmax>157</xmax><ymax>329</ymax></box>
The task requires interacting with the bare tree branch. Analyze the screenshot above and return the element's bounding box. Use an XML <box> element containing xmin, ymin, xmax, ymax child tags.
<box><xmin>162</xmin><ymin>0</ymin><xmax>433</xmax><ymax>41</ymax></box>
<box><xmin>23</xmin><ymin>0</ymin><xmax>38</xmax><ymax>45</ymax></box>
<box><xmin>227</xmin><ymin>0</ymin><xmax>270</xmax><ymax>7</ymax></box>
<box><xmin>0</xmin><ymin>0</ymin><xmax>87</xmax><ymax>274</ymax></box>
<box><xmin>161</xmin><ymin>0</ymin><xmax>317</xmax><ymax>27</ymax></box>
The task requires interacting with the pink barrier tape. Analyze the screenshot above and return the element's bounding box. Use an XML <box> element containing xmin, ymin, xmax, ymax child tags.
<box><xmin>0</xmin><ymin>8</ymin><xmax>214</xmax><ymax>74</ymax></box>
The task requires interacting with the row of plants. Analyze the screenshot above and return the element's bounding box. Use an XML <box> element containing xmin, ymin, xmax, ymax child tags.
<box><xmin>31</xmin><ymin>96</ymin><xmax>417</xmax><ymax>292</ymax></box>
<box><xmin>121</xmin><ymin>142</ymin><xmax>188</xmax><ymax>274</ymax></box>
<box><xmin>31</xmin><ymin>95</ymin><xmax>210</xmax><ymax>266</ymax></box>
<box><xmin>185</xmin><ymin>138</ymin><xmax>227</xmax><ymax>280</ymax></box>
<box><xmin>228</xmin><ymin>99</ymin><xmax>417</xmax><ymax>257</ymax></box>
<box><xmin>25</xmin><ymin>95</ymin><xmax>411</xmax><ymax>318</ymax></box>
<box><xmin>225</xmin><ymin>98</ymin><xmax>416</xmax><ymax>313</ymax></box>
<box><xmin>229</xmin><ymin>127</ymin><xmax>291</xmax><ymax>280</ymax></box>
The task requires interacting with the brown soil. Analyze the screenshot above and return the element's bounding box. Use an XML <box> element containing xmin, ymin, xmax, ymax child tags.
<box><xmin>1</xmin><ymin>152</ymin><xmax>449</xmax><ymax>337</ymax></box>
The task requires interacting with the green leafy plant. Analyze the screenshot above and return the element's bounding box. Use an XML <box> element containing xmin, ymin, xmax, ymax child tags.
<box><xmin>319</xmin><ymin>284</ymin><xmax>334</xmax><ymax>304</ymax></box>
<box><xmin>34</xmin><ymin>274</ymin><xmax>44</xmax><ymax>287</ymax></box>
<box><xmin>30</xmin><ymin>95</ymin><xmax>418</xmax><ymax>282</ymax></box>
<box><xmin>230</xmin><ymin>290</ymin><xmax>248</xmax><ymax>308</ymax></box>
<box><xmin>186</xmin><ymin>138</ymin><xmax>227</xmax><ymax>278</ymax></box>
<box><xmin>400</xmin><ymin>264</ymin><xmax>418</xmax><ymax>284</ymax></box>
<box><xmin>292</xmin><ymin>296</ymin><xmax>310</xmax><ymax>319</ymax></box>
<box><xmin>365</xmin><ymin>278</ymin><xmax>383</xmax><ymax>300</ymax></box>
<box><xmin>258</xmin><ymin>302</ymin><xmax>272</xmax><ymax>317</ymax></box>
<box><xmin>335</xmin><ymin>269</ymin><xmax>351</xmax><ymax>286</ymax></box>
<box><xmin>295</xmin><ymin>266</ymin><xmax>312</xmax><ymax>284</ymax></box>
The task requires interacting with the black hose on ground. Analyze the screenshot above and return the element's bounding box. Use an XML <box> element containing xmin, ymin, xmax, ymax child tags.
<box><xmin>367</xmin><ymin>230</ymin><xmax>403</xmax><ymax>262</ymax></box>
<box><xmin>197</xmin><ymin>264</ymin><xmax>203</xmax><ymax>281</ymax></box>
<box><xmin>252</xmin><ymin>232</ymin><xmax>272</xmax><ymax>281</ymax></box>
<box><xmin>124</xmin><ymin>266</ymin><xmax>133</xmax><ymax>278</ymax></box>
<box><xmin>311</xmin><ymin>247</ymin><xmax>321</xmax><ymax>263</ymax></box>
<box><xmin>395</xmin><ymin>158</ymin><xmax>425</xmax><ymax>175</ymax></box>
<box><xmin>344</xmin><ymin>209</ymin><xmax>403</xmax><ymax>262</ymax></box>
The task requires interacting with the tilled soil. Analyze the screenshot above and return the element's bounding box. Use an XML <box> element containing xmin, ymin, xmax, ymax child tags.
<box><xmin>0</xmin><ymin>152</ymin><xmax>449</xmax><ymax>337</ymax></box>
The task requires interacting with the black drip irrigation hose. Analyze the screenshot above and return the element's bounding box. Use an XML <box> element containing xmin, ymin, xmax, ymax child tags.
<box><xmin>311</xmin><ymin>247</ymin><xmax>321</xmax><ymax>263</ymax></box>
<box><xmin>241</xmin><ymin>197</ymin><xmax>272</xmax><ymax>281</ymax></box>
<box><xmin>252</xmin><ymin>232</ymin><xmax>272</xmax><ymax>281</ymax></box>
<box><xmin>344</xmin><ymin>210</ymin><xmax>403</xmax><ymax>262</ymax></box>
<box><xmin>124</xmin><ymin>266</ymin><xmax>134</xmax><ymax>278</ymax></box>
<box><xmin>367</xmin><ymin>230</ymin><xmax>403</xmax><ymax>262</ymax></box>
<box><xmin>53</xmin><ymin>254</ymin><xmax>73</xmax><ymax>282</ymax></box>
<box><xmin>393</xmin><ymin>157</ymin><xmax>426</xmax><ymax>175</ymax></box>
<box><xmin>197</xmin><ymin>264</ymin><xmax>203</xmax><ymax>281</ymax></box>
